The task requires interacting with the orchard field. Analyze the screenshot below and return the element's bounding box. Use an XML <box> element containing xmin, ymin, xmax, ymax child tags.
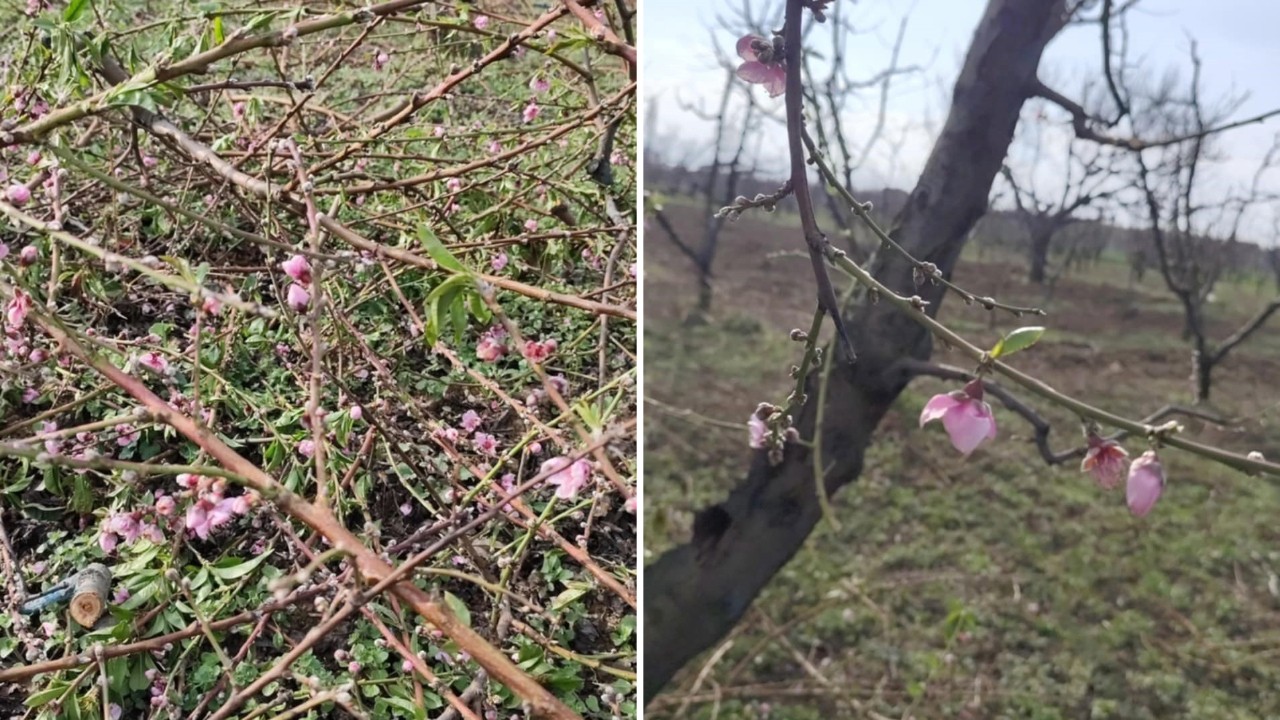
<box><xmin>644</xmin><ymin>200</ymin><xmax>1280</xmax><ymax>719</ymax></box>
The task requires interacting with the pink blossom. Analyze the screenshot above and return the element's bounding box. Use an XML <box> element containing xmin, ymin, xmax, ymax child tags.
<box><xmin>400</xmin><ymin>502</ymin><xmax>413</xmax><ymax>516</ymax></box>
<box><xmin>201</xmin><ymin>295</ymin><xmax>222</xmax><ymax>315</ymax></box>
<box><xmin>108</xmin><ymin>512</ymin><xmax>142</xmax><ymax>543</ymax></box>
<box><xmin>488</xmin><ymin>140</ymin><xmax>502</xmax><ymax>154</ymax></box>
<box><xmin>735</xmin><ymin>35</ymin><xmax>786</xmax><ymax>97</ymax></box>
<box><xmin>461</xmin><ymin>410</ymin><xmax>482</xmax><ymax>433</ymax></box>
<box><xmin>5</xmin><ymin>288</ymin><xmax>32</xmax><ymax>328</ymax></box>
<box><xmin>548</xmin><ymin>374</ymin><xmax>568</xmax><ymax>396</ymax></box>
<box><xmin>26</xmin><ymin>150</ymin><xmax>40</xmax><ymax>165</ymax></box>
<box><xmin>175</xmin><ymin>473</ymin><xmax>197</xmax><ymax>489</ymax></box>
<box><xmin>530</xmin><ymin>76</ymin><xmax>550</xmax><ymax>93</ymax></box>
<box><xmin>373</xmin><ymin>50</ymin><xmax>391</xmax><ymax>72</ymax></box>
<box><xmin>298</xmin><ymin>439</ymin><xmax>316</xmax><ymax>458</ymax></box>
<box><xmin>348</xmin><ymin>661</ymin><xmax>362</xmax><ymax>674</ymax></box>
<box><xmin>29</xmin><ymin>348</ymin><xmax>47</xmax><ymax>363</ymax></box>
<box><xmin>434</xmin><ymin>125</ymin><xmax>446</xmax><ymax>137</ymax></box>
<box><xmin>232</xmin><ymin>101</ymin><xmax>246</xmax><ymax>120</ymax></box>
<box><xmin>1126</xmin><ymin>450</ymin><xmax>1165</xmax><ymax>517</ymax></box>
<box><xmin>521</xmin><ymin>338</ymin><xmax>556</xmax><ymax>363</ymax></box>
<box><xmin>625</xmin><ymin>495</ymin><xmax>636</xmax><ymax>513</ymax></box>
<box><xmin>281</xmin><ymin>254</ymin><xmax>312</xmax><ymax>284</ymax></box>
<box><xmin>491</xmin><ymin>251</ymin><xmax>508</xmax><ymax>271</ymax></box>
<box><xmin>113</xmin><ymin>587</ymin><xmax>130</xmax><ymax>604</ymax></box>
<box><xmin>523</xmin><ymin>219</ymin><xmax>538</xmax><ymax>233</ymax></box>
<box><xmin>528</xmin><ymin>441</ymin><xmax>542</xmax><ymax>455</ymax></box>
<box><xmin>39</xmin><ymin>421</ymin><xmax>60</xmax><ymax>455</ymax></box>
<box><xmin>447</xmin><ymin>177</ymin><xmax>462</xmax><ymax>193</ymax></box>
<box><xmin>748</xmin><ymin>415</ymin><xmax>767</xmax><ymax>449</ymax></box>
<box><xmin>474</xmin><ymin>14</ymin><xmax>490</xmax><ymax>29</ymax></box>
<box><xmin>287</xmin><ymin>283</ymin><xmax>310</xmax><ymax>311</ymax></box>
<box><xmin>137</xmin><ymin>351</ymin><xmax>169</xmax><ymax>374</ymax></box>
<box><xmin>522</xmin><ymin>101</ymin><xmax>540</xmax><ymax>123</ymax></box>
<box><xmin>140</xmin><ymin>522</ymin><xmax>164</xmax><ymax>544</ymax></box>
<box><xmin>350</xmin><ymin>405</ymin><xmax>363</xmax><ymax>421</ymax></box>
<box><xmin>185</xmin><ymin>496</ymin><xmax>239</xmax><ymax>540</ymax></box>
<box><xmin>918</xmin><ymin>379</ymin><xmax>997</xmax><ymax>456</ymax></box>
<box><xmin>155</xmin><ymin>495</ymin><xmax>176</xmax><ymax>516</ymax></box>
<box><xmin>1082</xmin><ymin>434</ymin><xmax>1129</xmax><ymax>489</ymax></box>
<box><xmin>98</xmin><ymin>530</ymin><xmax>118</xmax><ymax>554</ymax></box>
<box><xmin>141</xmin><ymin>155</ymin><xmax>158</xmax><ymax>168</ymax></box>
<box><xmin>0</xmin><ymin>243</ymin><xmax>8</xmax><ymax>260</ymax></box>
<box><xmin>116</xmin><ymin>424</ymin><xmax>139</xmax><ymax>447</ymax></box>
<box><xmin>541</xmin><ymin>457</ymin><xmax>592</xmax><ymax>499</ymax></box>
<box><xmin>473</xmin><ymin>432</ymin><xmax>497</xmax><ymax>455</ymax></box>
<box><xmin>22</xmin><ymin>387</ymin><xmax>39</xmax><ymax>404</ymax></box>
<box><xmin>6</xmin><ymin>184</ymin><xmax>31</xmax><ymax>206</ymax></box>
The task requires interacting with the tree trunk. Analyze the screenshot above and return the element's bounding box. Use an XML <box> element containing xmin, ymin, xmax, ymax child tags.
<box><xmin>1028</xmin><ymin>227</ymin><xmax>1053</xmax><ymax>283</ymax></box>
<box><xmin>643</xmin><ymin>0</ymin><xmax>1071</xmax><ymax>702</ymax></box>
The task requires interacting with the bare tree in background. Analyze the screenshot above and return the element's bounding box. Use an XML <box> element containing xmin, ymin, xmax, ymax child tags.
<box><xmin>648</xmin><ymin>75</ymin><xmax>760</xmax><ymax>315</ymax></box>
<box><xmin>1000</xmin><ymin>88</ymin><xmax>1123</xmax><ymax>283</ymax></box>
<box><xmin>1121</xmin><ymin>49</ymin><xmax>1280</xmax><ymax>403</ymax></box>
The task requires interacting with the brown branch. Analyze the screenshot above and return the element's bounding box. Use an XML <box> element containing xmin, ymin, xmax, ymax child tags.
<box><xmin>1033</xmin><ymin>79</ymin><xmax>1280</xmax><ymax>150</ymax></box>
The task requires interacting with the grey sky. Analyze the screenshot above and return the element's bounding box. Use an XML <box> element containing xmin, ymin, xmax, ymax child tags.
<box><xmin>643</xmin><ymin>0</ymin><xmax>1280</xmax><ymax>243</ymax></box>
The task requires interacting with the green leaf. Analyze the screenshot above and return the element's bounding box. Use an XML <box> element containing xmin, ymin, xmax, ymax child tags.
<box><xmin>63</xmin><ymin>0</ymin><xmax>88</xmax><ymax>22</ymax></box>
<box><xmin>550</xmin><ymin>581</ymin><xmax>591</xmax><ymax>611</ymax></box>
<box><xmin>208</xmin><ymin>549</ymin><xmax>273</xmax><ymax>581</ymax></box>
<box><xmin>211</xmin><ymin>15</ymin><xmax>225</xmax><ymax>45</ymax></box>
<box><xmin>418</xmin><ymin>226</ymin><xmax>466</xmax><ymax>273</ymax></box>
<box><xmin>443</xmin><ymin>591</ymin><xmax>471</xmax><ymax>628</ymax></box>
<box><xmin>990</xmin><ymin>326</ymin><xmax>1044</xmax><ymax>359</ymax></box>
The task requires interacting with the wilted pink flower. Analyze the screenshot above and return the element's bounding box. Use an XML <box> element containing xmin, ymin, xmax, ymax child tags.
<box><xmin>113</xmin><ymin>586</ymin><xmax>130</xmax><ymax>604</ymax></box>
<box><xmin>476</xmin><ymin>327</ymin><xmax>508</xmax><ymax>362</ymax></box>
<box><xmin>155</xmin><ymin>495</ymin><xmax>176</xmax><ymax>516</ymax></box>
<box><xmin>541</xmin><ymin>457</ymin><xmax>592</xmax><ymax>499</ymax></box>
<box><xmin>116</xmin><ymin>424</ymin><xmax>139</xmax><ymax>447</ymax></box>
<box><xmin>6</xmin><ymin>183</ymin><xmax>31</xmax><ymax>206</ymax></box>
<box><xmin>232</xmin><ymin>101</ymin><xmax>246</xmax><ymax>120</ymax></box>
<box><xmin>98</xmin><ymin>530</ymin><xmax>118</xmax><ymax>554</ymax></box>
<box><xmin>373</xmin><ymin>50</ymin><xmax>390</xmax><ymax>71</ymax></box>
<box><xmin>735</xmin><ymin>35</ymin><xmax>786</xmax><ymax>97</ymax></box>
<box><xmin>1126</xmin><ymin>450</ymin><xmax>1165</xmax><ymax>517</ymax></box>
<box><xmin>748</xmin><ymin>414</ymin><xmax>768</xmax><ymax>449</ymax></box>
<box><xmin>298</xmin><ymin>439</ymin><xmax>316</xmax><ymax>458</ymax></box>
<box><xmin>530</xmin><ymin>76</ymin><xmax>550</xmax><ymax>93</ymax></box>
<box><xmin>473</xmin><ymin>432</ymin><xmax>497</xmax><ymax>455</ymax></box>
<box><xmin>23</xmin><ymin>387</ymin><xmax>39</xmax><ymax>404</ymax></box>
<box><xmin>918</xmin><ymin>379</ymin><xmax>997</xmax><ymax>456</ymax></box>
<box><xmin>108</xmin><ymin>512</ymin><xmax>142</xmax><ymax>544</ymax></box>
<box><xmin>522</xmin><ymin>101</ymin><xmax>540</xmax><ymax>123</ymax></box>
<box><xmin>29</xmin><ymin>348</ymin><xmax>47</xmax><ymax>363</ymax></box>
<box><xmin>521</xmin><ymin>338</ymin><xmax>556</xmax><ymax>363</ymax></box>
<box><xmin>1082</xmin><ymin>434</ymin><xmax>1129</xmax><ymax>489</ymax></box>
<box><xmin>523</xmin><ymin>219</ymin><xmax>538</xmax><ymax>233</ymax></box>
<box><xmin>185</xmin><ymin>496</ymin><xmax>240</xmax><ymax>540</ymax></box>
<box><xmin>491</xmin><ymin>251</ymin><xmax>508</xmax><ymax>271</ymax></box>
<box><xmin>461</xmin><ymin>410</ymin><xmax>482</xmax><ymax>433</ymax></box>
<box><xmin>474</xmin><ymin>14</ymin><xmax>489</xmax><ymax>29</ymax></box>
<box><xmin>5</xmin><ymin>289</ymin><xmax>32</xmax><ymax>328</ymax></box>
<box><xmin>141</xmin><ymin>155</ymin><xmax>157</xmax><ymax>168</ymax></box>
<box><xmin>281</xmin><ymin>254</ymin><xmax>312</xmax><ymax>284</ymax></box>
<box><xmin>137</xmin><ymin>351</ymin><xmax>169</xmax><ymax>374</ymax></box>
<box><xmin>286</xmin><ymin>283</ymin><xmax>310</xmax><ymax>311</ymax></box>
<box><xmin>26</xmin><ymin>150</ymin><xmax>40</xmax><ymax>165</ymax></box>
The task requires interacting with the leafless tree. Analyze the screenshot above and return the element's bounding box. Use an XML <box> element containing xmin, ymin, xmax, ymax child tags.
<box><xmin>648</xmin><ymin>75</ymin><xmax>761</xmax><ymax>315</ymax></box>
<box><xmin>1000</xmin><ymin>88</ymin><xmax>1124</xmax><ymax>283</ymax></box>
<box><xmin>1121</xmin><ymin>48</ymin><xmax>1280</xmax><ymax>403</ymax></box>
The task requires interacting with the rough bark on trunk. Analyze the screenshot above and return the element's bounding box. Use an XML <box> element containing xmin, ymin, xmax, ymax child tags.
<box><xmin>1028</xmin><ymin>228</ymin><xmax>1054</xmax><ymax>283</ymax></box>
<box><xmin>643</xmin><ymin>0</ymin><xmax>1070</xmax><ymax>702</ymax></box>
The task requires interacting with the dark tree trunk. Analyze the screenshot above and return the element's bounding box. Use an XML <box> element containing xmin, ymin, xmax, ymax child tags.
<box><xmin>1028</xmin><ymin>227</ymin><xmax>1053</xmax><ymax>283</ymax></box>
<box><xmin>643</xmin><ymin>0</ymin><xmax>1071</xmax><ymax>702</ymax></box>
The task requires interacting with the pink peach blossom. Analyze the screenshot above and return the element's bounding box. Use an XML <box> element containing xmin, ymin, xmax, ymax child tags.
<box><xmin>919</xmin><ymin>379</ymin><xmax>998</xmax><ymax>456</ymax></box>
<box><xmin>6</xmin><ymin>184</ymin><xmax>31</xmax><ymax>206</ymax></box>
<box><xmin>541</xmin><ymin>456</ymin><xmax>592</xmax><ymax>499</ymax></box>
<box><xmin>735</xmin><ymin>35</ymin><xmax>786</xmax><ymax>97</ymax></box>
<box><xmin>286</xmin><ymin>283</ymin><xmax>310</xmax><ymax>311</ymax></box>
<box><xmin>1126</xmin><ymin>450</ymin><xmax>1165</xmax><ymax>517</ymax></box>
<box><xmin>1082</xmin><ymin>434</ymin><xmax>1129</xmax><ymax>489</ymax></box>
<box><xmin>281</xmin><ymin>254</ymin><xmax>312</xmax><ymax>284</ymax></box>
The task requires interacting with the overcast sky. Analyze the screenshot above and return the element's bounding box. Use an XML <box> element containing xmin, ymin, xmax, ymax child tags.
<box><xmin>641</xmin><ymin>0</ymin><xmax>1280</xmax><ymax>243</ymax></box>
